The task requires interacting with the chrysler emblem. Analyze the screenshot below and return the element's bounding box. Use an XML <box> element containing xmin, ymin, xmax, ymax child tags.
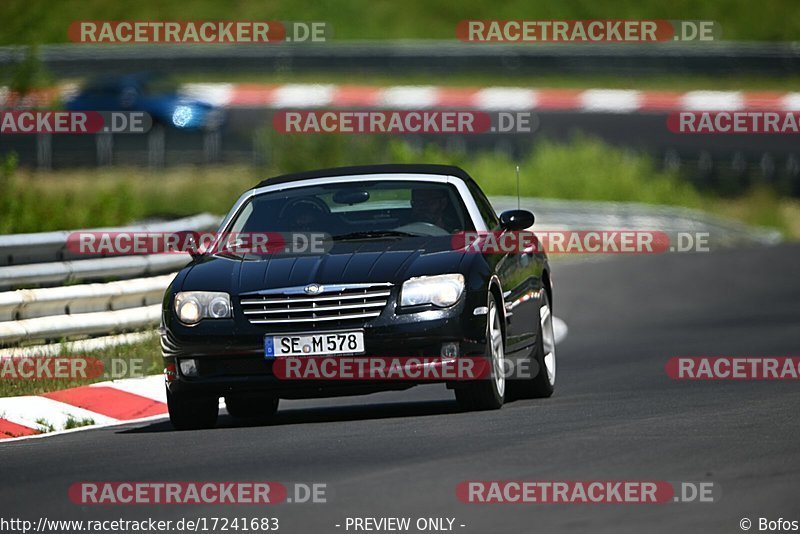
<box><xmin>304</xmin><ymin>284</ymin><xmax>323</xmax><ymax>295</ymax></box>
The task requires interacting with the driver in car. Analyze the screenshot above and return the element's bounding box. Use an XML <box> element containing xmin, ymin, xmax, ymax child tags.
<box><xmin>282</xmin><ymin>198</ymin><xmax>327</xmax><ymax>231</ymax></box>
<box><xmin>410</xmin><ymin>188</ymin><xmax>453</xmax><ymax>231</ymax></box>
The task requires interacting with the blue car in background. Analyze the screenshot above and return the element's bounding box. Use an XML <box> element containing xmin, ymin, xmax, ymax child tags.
<box><xmin>66</xmin><ymin>73</ymin><xmax>224</xmax><ymax>131</ymax></box>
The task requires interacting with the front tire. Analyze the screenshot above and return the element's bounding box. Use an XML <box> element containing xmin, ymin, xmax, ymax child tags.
<box><xmin>167</xmin><ymin>389</ymin><xmax>219</xmax><ymax>430</ymax></box>
<box><xmin>455</xmin><ymin>292</ymin><xmax>505</xmax><ymax>411</ymax></box>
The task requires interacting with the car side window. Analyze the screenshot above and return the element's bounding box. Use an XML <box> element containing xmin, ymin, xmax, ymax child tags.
<box><xmin>468</xmin><ymin>181</ymin><xmax>500</xmax><ymax>230</ymax></box>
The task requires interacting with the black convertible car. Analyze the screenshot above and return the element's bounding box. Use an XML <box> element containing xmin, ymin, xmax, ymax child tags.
<box><xmin>161</xmin><ymin>164</ymin><xmax>555</xmax><ymax>429</ymax></box>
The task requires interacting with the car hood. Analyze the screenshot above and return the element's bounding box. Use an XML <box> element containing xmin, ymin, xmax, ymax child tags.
<box><xmin>179</xmin><ymin>237</ymin><xmax>476</xmax><ymax>294</ymax></box>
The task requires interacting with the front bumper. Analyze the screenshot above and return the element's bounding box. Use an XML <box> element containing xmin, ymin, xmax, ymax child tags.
<box><xmin>162</xmin><ymin>297</ymin><xmax>489</xmax><ymax>398</ymax></box>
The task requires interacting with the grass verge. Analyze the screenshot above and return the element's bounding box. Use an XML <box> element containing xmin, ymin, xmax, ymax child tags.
<box><xmin>2</xmin><ymin>135</ymin><xmax>798</xmax><ymax>237</ymax></box>
<box><xmin>0</xmin><ymin>331</ymin><xmax>162</xmax><ymax>397</ymax></box>
<box><xmin>2</xmin><ymin>0</ymin><xmax>799</xmax><ymax>43</ymax></box>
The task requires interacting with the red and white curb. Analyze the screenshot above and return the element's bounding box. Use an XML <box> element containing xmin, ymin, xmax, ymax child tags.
<box><xmin>3</xmin><ymin>84</ymin><xmax>800</xmax><ymax>113</ymax></box>
<box><xmin>181</xmin><ymin>84</ymin><xmax>800</xmax><ymax>113</ymax></box>
<box><xmin>0</xmin><ymin>375</ymin><xmax>168</xmax><ymax>442</ymax></box>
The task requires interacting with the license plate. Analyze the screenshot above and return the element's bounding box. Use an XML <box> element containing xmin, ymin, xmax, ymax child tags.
<box><xmin>265</xmin><ymin>331</ymin><xmax>365</xmax><ymax>358</ymax></box>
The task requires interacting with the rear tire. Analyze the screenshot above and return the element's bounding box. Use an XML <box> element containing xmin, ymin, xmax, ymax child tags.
<box><xmin>224</xmin><ymin>394</ymin><xmax>280</xmax><ymax>419</ymax></box>
<box><xmin>455</xmin><ymin>292</ymin><xmax>505</xmax><ymax>411</ymax></box>
<box><xmin>167</xmin><ymin>389</ymin><xmax>219</xmax><ymax>430</ymax></box>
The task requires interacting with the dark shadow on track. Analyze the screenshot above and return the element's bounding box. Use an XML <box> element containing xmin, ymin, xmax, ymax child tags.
<box><xmin>118</xmin><ymin>399</ymin><xmax>463</xmax><ymax>434</ymax></box>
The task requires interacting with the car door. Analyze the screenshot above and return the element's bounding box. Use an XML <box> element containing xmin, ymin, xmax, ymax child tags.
<box><xmin>467</xmin><ymin>182</ymin><xmax>541</xmax><ymax>354</ymax></box>
<box><xmin>502</xmin><ymin>230</ymin><xmax>544</xmax><ymax>354</ymax></box>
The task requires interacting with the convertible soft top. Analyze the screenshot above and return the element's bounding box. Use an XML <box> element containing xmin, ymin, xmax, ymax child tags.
<box><xmin>252</xmin><ymin>164</ymin><xmax>477</xmax><ymax>189</ymax></box>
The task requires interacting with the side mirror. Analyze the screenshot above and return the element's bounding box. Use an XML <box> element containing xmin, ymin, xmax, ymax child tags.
<box><xmin>173</xmin><ymin>230</ymin><xmax>205</xmax><ymax>259</ymax></box>
<box><xmin>499</xmin><ymin>210</ymin><xmax>535</xmax><ymax>231</ymax></box>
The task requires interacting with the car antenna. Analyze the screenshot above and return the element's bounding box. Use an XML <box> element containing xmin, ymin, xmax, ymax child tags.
<box><xmin>515</xmin><ymin>165</ymin><xmax>521</xmax><ymax>210</ymax></box>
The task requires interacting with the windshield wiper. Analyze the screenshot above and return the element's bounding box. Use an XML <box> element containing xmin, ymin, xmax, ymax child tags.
<box><xmin>332</xmin><ymin>230</ymin><xmax>421</xmax><ymax>241</ymax></box>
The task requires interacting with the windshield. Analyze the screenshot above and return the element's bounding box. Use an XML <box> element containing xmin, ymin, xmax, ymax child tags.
<box><xmin>226</xmin><ymin>180</ymin><xmax>475</xmax><ymax>241</ymax></box>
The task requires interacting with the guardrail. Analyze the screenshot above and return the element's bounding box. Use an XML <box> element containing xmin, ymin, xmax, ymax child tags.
<box><xmin>1</xmin><ymin>42</ymin><xmax>799</xmax><ymax>77</ymax></box>
<box><xmin>0</xmin><ymin>274</ymin><xmax>173</xmax><ymax>321</ymax></box>
<box><xmin>0</xmin><ymin>213</ymin><xmax>219</xmax><ymax>266</ymax></box>
<box><xmin>0</xmin><ymin>305</ymin><xmax>160</xmax><ymax>345</ymax></box>
<box><xmin>0</xmin><ymin>214</ymin><xmax>220</xmax><ymax>346</ymax></box>
<box><xmin>0</xmin><ymin>213</ymin><xmax>220</xmax><ymax>290</ymax></box>
<box><xmin>0</xmin><ymin>254</ymin><xmax>189</xmax><ymax>291</ymax></box>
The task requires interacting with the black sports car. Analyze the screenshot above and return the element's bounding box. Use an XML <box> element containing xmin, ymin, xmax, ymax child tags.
<box><xmin>161</xmin><ymin>164</ymin><xmax>555</xmax><ymax>429</ymax></box>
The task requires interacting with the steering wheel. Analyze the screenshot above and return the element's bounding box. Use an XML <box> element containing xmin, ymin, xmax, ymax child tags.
<box><xmin>279</xmin><ymin>196</ymin><xmax>331</xmax><ymax>218</ymax></box>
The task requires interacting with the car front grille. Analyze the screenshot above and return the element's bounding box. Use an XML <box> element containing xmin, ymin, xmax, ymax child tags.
<box><xmin>240</xmin><ymin>283</ymin><xmax>392</xmax><ymax>327</ymax></box>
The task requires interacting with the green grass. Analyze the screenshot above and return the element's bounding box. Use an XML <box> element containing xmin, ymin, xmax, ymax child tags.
<box><xmin>712</xmin><ymin>187</ymin><xmax>800</xmax><ymax>236</ymax></box>
<box><xmin>0</xmin><ymin>155</ymin><xmax>260</xmax><ymax>233</ymax></box>
<box><xmin>1</xmin><ymin>134</ymin><xmax>797</xmax><ymax>239</ymax></box>
<box><xmin>0</xmin><ymin>332</ymin><xmax>162</xmax><ymax>397</ymax></box>
<box><xmin>63</xmin><ymin>415</ymin><xmax>95</xmax><ymax>430</ymax></box>
<box><xmin>31</xmin><ymin>416</ymin><xmax>95</xmax><ymax>433</ymax></box>
<box><xmin>458</xmin><ymin>138</ymin><xmax>703</xmax><ymax>205</ymax></box>
<box><xmin>1</xmin><ymin>0</ymin><xmax>799</xmax><ymax>44</ymax></box>
<box><xmin>34</xmin><ymin>418</ymin><xmax>55</xmax><ymax>433</ymax></box>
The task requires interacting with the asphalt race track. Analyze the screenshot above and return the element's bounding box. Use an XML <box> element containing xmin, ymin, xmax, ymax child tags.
<box><xmin>1</xmin><ymin>243</ymin><xmax>799</xmax><ymax>533</ymax></box>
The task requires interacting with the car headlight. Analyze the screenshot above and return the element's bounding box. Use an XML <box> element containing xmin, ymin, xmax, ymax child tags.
<box><xmin>400</xmin><ymin>274</ymin><xmax>465</xmax><ymax>308</ymax></box>
<box><xmin>174</xmin><ymin>291</ymin><xmax>231</xmax><ymax>324</ymax></box>
<box><xmin>172</xmin><ymin>105</ymin><xmax>193</xmax><ymax>128</ymax></box>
